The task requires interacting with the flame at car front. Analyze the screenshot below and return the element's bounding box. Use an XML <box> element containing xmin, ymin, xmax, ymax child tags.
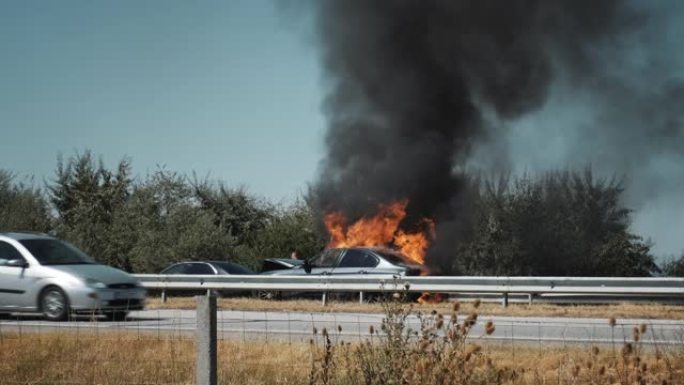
<box><xmin>323</xmin><ymin>200</ymin><xmax>434</xmax><ymax>265</ymax></box>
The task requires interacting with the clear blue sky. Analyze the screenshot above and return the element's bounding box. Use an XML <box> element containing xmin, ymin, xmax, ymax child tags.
<box><xmin>0</xmin><ymin>0</ymin><xmax>325</xmax><ymax>201</ymax></box>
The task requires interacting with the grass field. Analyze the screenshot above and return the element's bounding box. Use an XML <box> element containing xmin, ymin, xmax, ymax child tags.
<box><xmin>1</xmin><ymin>330</ymin><xmax>682</xmax><ymax>385</ymax></box>
<box><xmin>146</xmin><ymin>295</ymin><xmax>684</xmax><ymax>320</ymax></box>
<box><xmin>3</xmin><ymin>297</ymin><xmax>684</xmax><ymax>384</ymax></box>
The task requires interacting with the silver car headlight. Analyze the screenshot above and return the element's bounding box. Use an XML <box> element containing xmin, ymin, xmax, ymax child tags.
<box><xmin>85</xmin><ymin>278</ymin><xmax>107</xmax><ymax>289</ymax></box>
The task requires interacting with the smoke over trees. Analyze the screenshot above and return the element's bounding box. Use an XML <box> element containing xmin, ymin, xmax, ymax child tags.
<box><xmin>308</xmin><ymin>0</ymin><xmax>683</xmax><ymax>266</ymax></box>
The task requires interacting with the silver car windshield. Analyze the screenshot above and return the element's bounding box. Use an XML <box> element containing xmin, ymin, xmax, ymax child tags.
<box><xmin>19</xmin><ymin>239</ymin><xmax>97</xmax><ymax>265</ymax></box>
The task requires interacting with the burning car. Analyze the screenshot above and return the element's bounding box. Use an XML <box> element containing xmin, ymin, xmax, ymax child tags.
<box><xmin>258</xmin><ymin>247</ymin><xmax>426</xmax><ymax>300</ymax></box>
<box><xmin>263</xmin><ymin>247</ymin><xmax>426</xmax><ymax>277</ymax></box>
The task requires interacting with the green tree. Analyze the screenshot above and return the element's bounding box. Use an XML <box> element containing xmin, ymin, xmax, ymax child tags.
<box><xmin>456</xmin><ymin>168</ymin><xmax>657</xmax><ymax>277</ymax></box>
<box><xmin>0</xmin><ymin>170</ymin><xmax>52</xmax><ymax>232</ymax></box>
<box><xmin>192</xmin><ymin>178</ymin><xmax>272</xmax><ymax>247</ymax></box>
<box><xmin>661</xmin><ymin>254</ymin><xmax>684</xmax><ymax>277</ymax></box>
<box><xmin>119</xmin><ymin>169</ymin><xmax>237</xmax><ymax>273</ymax></box>
<box><xmin>48</xmin><ymin>151</ymin><xmax>132</xmax><ymax>269</ymax></box>
<box><xmin>252</xmin><ymin>199</ymin><xmax>326</xmax><ymax>261</ymax></box>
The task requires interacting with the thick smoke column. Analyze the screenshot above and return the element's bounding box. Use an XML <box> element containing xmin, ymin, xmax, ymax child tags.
<box><xmin>310</xmin><ymin>0</ymin><xmax>682</xmax><ymax>265</ymax></box>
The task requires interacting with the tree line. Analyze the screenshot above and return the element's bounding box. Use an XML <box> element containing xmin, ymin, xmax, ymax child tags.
<box><xmin>1</xmin><ymin>151</ymin><xmax>681</xmax><ymax>276</ymax></box>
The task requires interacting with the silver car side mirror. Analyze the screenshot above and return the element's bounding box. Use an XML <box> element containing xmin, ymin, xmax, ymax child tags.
<box><xmin>6</xmin><ymin>259</ymin><xmax>28</xmax><ymax>268</ymax></box>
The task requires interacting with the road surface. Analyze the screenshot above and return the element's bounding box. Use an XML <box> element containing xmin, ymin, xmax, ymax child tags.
<box><xmin>1</xmin><ymin>309</ymin><xmax>682</xmax><ymax>345</ymax></box>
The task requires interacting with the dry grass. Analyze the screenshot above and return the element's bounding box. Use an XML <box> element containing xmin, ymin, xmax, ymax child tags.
<box><xmin>0</xmin><ymin>331</ymin><xmax>309</xmax><ymax>385</ymax></box>
<box><xmin>146</xmin><ymin>295</ymin><xmax>684</xmax><ymax>320</ymax></box>
<box><xmin>306</xmin><ymin>298</ymin><xmax>684</xmax><ymax>385</ymax></box>
<box><xmin>1</xmin><ymin>329</ymin><xmax>682</xmax><ymax>385</ymax></box>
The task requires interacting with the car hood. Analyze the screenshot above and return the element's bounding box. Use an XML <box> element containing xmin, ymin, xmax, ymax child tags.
<box><xmin>48</xmin><ymin>264</ymin><xmax>138</xmax><ymax>285</ymax></box>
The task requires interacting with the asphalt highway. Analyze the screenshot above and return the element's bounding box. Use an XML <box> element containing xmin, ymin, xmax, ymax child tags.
<box><xmin>1</xmin><ymin>309</ymin><xmax>682</xmax><ymax>345</ymax></box>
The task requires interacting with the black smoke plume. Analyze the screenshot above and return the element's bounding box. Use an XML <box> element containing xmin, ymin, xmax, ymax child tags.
<box><xmin>309</xmin><ymin>0</ymin><xmax>683</xmax><ymax>266</ymax></box>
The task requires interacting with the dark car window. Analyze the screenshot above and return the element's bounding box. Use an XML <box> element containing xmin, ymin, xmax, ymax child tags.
<box><xmin>0</xmin><ymin>241</ymin><xmax>24</xmax><ymax>265</ymax></box>
<box><xmin>338</xmin><ymin>249</ymin><xmax>378</xmax><ymax>268</ymax></box>
<box><xmin>184</xmin><ymin>263</ymin><xmax>215</xmax><ymax>275</ymax></box>
<box><xmin>310</xmin><ymin>249</ymin><xmax>343</xmax><ymax>267</ymax></box>
<box><xmin>19</xmin><ymin>239</ymin><xmax>96</xmax><ymax>265</ymax></box>
<box><xmin>213</xmin><ymin>262</ymin><xmax>254</xmax><ymax>275</ymax></box>
<box><xmin>161</xmin><ymin>264</ymin><xmax>188</xmax><ymax>274</ymax></box>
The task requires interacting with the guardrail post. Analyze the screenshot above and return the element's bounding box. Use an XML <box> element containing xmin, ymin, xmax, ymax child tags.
<box><xmin>321</xmin><ymin>292</ymin><xmax>328</xmax><ymax>306</ymax></box>
<box><xmin>527</xmin><ymin>293</ymin><xmax>533</xmax><ymax>306</ymax></box>
<box><xmin>502</xmin><ymin>292</ymin><xmax>509</xmax><ymax>308</ymax></box>
<box><xmin>161</xmin><ymin>290</ymin><xmax>167</xmax><ymax>303</ymax></box>
<box><xmin>196</xmin><ymin>294</ymin><xmax>217</xmax><ymax>385</ymax></box>
<box><xmin>359</xmin><ymin>291</ymin><xmax>364</xmax><ymax>304</ymax></box>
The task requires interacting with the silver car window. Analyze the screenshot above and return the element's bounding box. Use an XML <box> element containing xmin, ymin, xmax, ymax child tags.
<box><xmin>185</xmin><ymin>263</ymin><xmax>215</xmax><ymax>275</ymax></box>
<box><xmin>0</xmin><ymin>241</ymin><xmax>24</xmax><ymax>265</ymax></box>
<box><xmin>161</xmin><ymin>264</ymin><xmax>187</xmax><ymax>274</ymax></box>
<box><xmin>310</xmin><ymin>249</ymin><xmax>342</xmax><ymax>267</ymax></box>
<box><xmin>338</xmin><ymin>249</ymin><xmax>378</xmax><ymax>268</ymax></box>
<box><xmin>19</xmin><ymin>239</ymin><xmax>96</xmax><ymax>265</ymax></box>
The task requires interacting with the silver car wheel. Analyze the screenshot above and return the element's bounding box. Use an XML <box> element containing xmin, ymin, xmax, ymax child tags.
<box><xmin>41</xmin><ymin>288</ymin><xmax>68</xmax><ymax>321</ymax></box>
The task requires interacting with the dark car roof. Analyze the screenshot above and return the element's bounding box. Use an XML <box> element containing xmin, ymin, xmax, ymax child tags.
<box><xmin>163</xmin><ymin>260</ymin><xmax>254</xmax><ymax>274</ymax></box>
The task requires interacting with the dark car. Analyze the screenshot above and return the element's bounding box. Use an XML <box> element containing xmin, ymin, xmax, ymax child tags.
<box><xmin>160</xmin><ymin>261</ymin><xmax>254</xmax><ymax>297</ymax></box>
<box><xmin>161</xmin><ymin>261</ymin><xmax>254</xmax><ymax>276</ymax></box>
<box><xmin>258</xmin><ymin>247</ymin><xmax>427</xmax><ymax>300</ymax></box>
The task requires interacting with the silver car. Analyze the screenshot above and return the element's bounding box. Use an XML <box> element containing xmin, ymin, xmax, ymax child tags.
<box><xmin>0</xmin><ymin>232</ymin><xmax>145</xmax><ymax>321</ymax></box>
<box><xmin>259</xmin><ymin>247</ymin><xmax>427</xmax><ymax>300</ymax></box>
<box><xmin>263</xmin><ymin>247</ymin><xmax>427</xmax><ymax>277</ymax></box>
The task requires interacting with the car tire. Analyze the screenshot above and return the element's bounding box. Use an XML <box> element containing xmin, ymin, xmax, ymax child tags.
<box><xmin>103</xmin><ymin>311</ymin><xmax>128</xmax><ymax>321</ymax></box>
<box><xmin>40</xmin><ymin>286</ymin><xmax>70</xmax><ymax>322</ymax></box>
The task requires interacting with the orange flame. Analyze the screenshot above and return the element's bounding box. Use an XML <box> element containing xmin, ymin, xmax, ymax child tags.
<box><xmin>417</xmin><ymin>293</ymin><xmax>444</xmax><ymax>304</ymax></box>
<box><xmin>323</xmin><ymin>200</ymin><xmax>434</xmax><ymax>264</ymax></box>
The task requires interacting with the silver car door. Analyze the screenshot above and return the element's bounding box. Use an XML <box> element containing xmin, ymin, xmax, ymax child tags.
<box><xmin>0</xmin><ymin>241</ymin><xmax>34</xmax><ymax>310</ymax></box>
<box><xmin>308</xmin><ymin>249</ymin><xmax>343</xmax><ymax>275</ymax></box>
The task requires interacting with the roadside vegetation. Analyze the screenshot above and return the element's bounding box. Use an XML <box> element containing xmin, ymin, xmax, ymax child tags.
<box><xmin>1</xmin><ymin>151</ymin><xmax>681</xmax><ymax>276</ymax></box>
<box><xmin>2</xmin><ymin>299</ymin><xmax>682</xmax><ymax>385</ymax></box>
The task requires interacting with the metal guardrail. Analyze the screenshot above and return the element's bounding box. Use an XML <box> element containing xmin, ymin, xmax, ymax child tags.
<box><xmin>133</xmin><ymin>274</ymin><xmax>684</xmax><ymax>296</ymax></box>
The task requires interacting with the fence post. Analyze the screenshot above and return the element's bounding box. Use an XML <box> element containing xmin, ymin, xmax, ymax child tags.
<box><xmin>196</xmin><ymin>294</ymin><xmax>217</xmax><ymax>385</ymax></box>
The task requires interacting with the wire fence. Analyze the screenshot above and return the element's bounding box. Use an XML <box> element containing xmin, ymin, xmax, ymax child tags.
<box><xmin>1</xmin><ymin>302</ymin><xmax>683</xmax><ymax>385</ymax></box>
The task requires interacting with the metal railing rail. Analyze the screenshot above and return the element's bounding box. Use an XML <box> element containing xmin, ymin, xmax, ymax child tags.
<box><xmin>133</xmin><ymin>274</ymin><xmax>684</xmax><ymax>296</ymax></box>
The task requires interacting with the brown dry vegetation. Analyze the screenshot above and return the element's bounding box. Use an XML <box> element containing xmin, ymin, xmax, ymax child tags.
<box><xmin>0</xmin><ymin>332</ymin><xmax>310</xmax><ymax>385</ymax></box>
<box><xmin>2</xmin><ymin>299</ymin><xmax>683</xmax><ymax>385</ymax></box>
<box><xmin>1</xmin><ymin>329</ymin><xmax>682</xmax><ymax>385</ymax></box>
<box><xmin>147</xmin><ymin>296</ymin><xmax>684</xmax><ymax>320</ymax></box>
<box><xmin>306</xmin><ymin>299</ymin><xmax>684</xmax><ymax>385</ymax></box>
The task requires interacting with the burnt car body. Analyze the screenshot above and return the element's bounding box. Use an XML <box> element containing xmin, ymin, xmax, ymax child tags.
<box><xmin>258</xmin><ymin>247</ymin><xmax>426</xmax><ymax>300</ymax></box>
